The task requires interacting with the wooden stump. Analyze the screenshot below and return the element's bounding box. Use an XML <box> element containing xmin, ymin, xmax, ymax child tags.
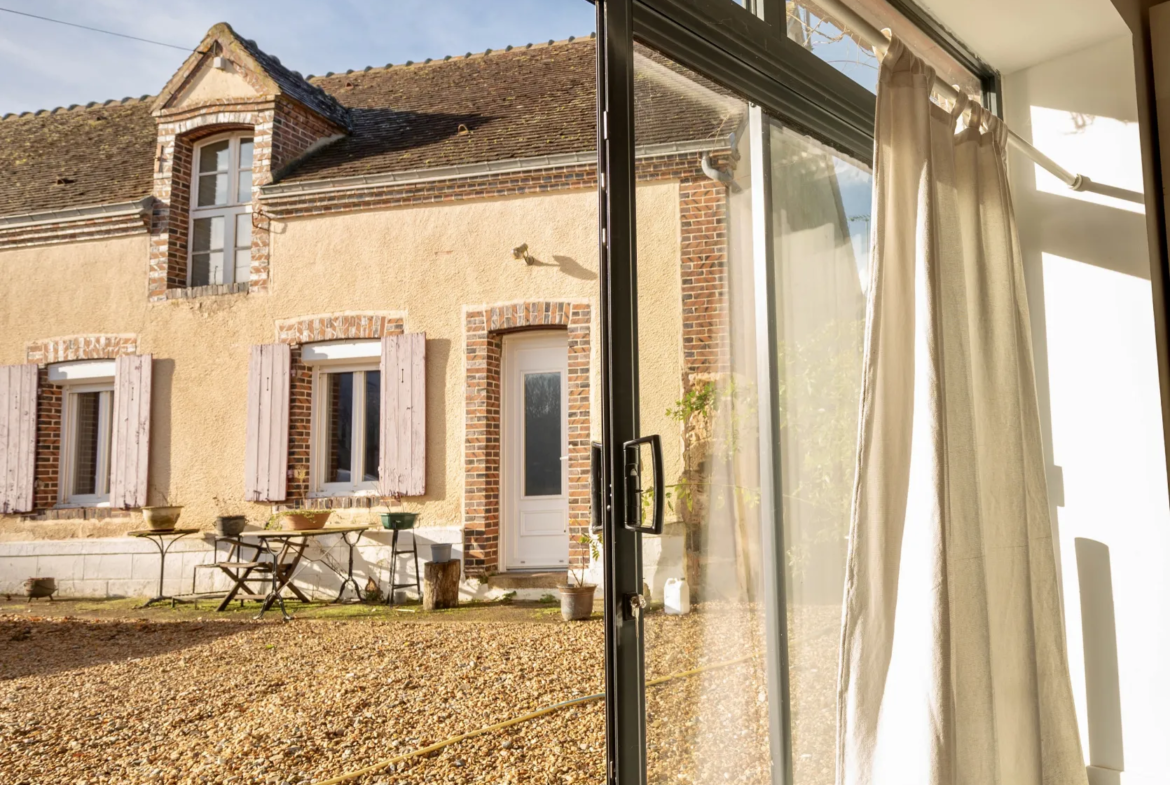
<box><xmin>423</xmin><ymin>560</ymin><xmax>460</xmax><ymax>611</ymax></box>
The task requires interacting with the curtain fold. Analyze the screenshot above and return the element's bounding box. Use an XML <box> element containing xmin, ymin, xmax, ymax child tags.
<box><xmin>836</xmin><ymin>38</ymin><xmax>1087</xmax><ymax>785</ymax></box>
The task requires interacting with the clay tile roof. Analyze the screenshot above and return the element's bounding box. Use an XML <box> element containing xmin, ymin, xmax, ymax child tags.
<box><xmin>284</xmin><ymin>39</ymin><xmax>739</xmax><ymax>183</ymax></box>
<box><xmin>0</xmin><ymin>37</ymin><xmax>739</xmax><ymax>218</ymax></box>
<box><xmin>0</xmin><ymin>101</ymin><xmax>156</xmax><ymax>217</ymax></box>
<box><xmin>231</xmin><ymin>29</ymin><xmax>350</xmax><ymax>130</ymax></box>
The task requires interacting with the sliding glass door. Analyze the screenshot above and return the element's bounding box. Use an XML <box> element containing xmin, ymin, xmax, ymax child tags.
<box><xmin>594</xmin><ymin>2</ymin><xmax>896</xmax><ymax>783</ymax></box>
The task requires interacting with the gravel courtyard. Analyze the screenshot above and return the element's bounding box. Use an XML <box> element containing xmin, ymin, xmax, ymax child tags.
<box><xmin>0</xmin><ymin>599</ymin><xmax>794</xmax><ymax>785</ymax></box>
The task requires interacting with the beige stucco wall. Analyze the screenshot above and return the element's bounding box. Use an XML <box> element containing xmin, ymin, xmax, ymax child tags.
<box><xmin>174</xmin><ymin>65</ymin><xmax>259</xmax><ymax>106</ymax></box>
<box><xmin>0</xmin><ymin>181</ymin><xmax>685</xmax><ymax>550</ymax></box>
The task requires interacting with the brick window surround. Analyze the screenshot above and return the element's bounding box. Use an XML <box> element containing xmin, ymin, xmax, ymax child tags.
<box><xmin>276</xmin><ymin>312</ymin><xmax>405</xmax><ymax>502</ymax></box>
<box><xmin>463</xmin><ymin>301</ymin><xmax>591</xmax><ymax>576</ymax></box>
<box><xmin>25</xmin><ymin>335</ymin><xmax>138</xmax><ymax>513</ymax></box>
<box><xmin>149</xmin><ymin>44</ymin><xmax>345</xmax><ymax>302</ymax></box>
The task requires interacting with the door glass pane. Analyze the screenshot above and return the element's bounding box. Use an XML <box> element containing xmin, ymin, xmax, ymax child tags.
<box><xmin>364</xmin><ymin>371</ymin><xmax>381</xmax><ymax>482</ymax></box>
<box><xmin>633</xmin><ymin>48</ymin><xmax>776</xmax><ymax>783</ymax></box>
<box><xmin>71</xmin><ymin>392</ymin><xmax>102</xmax><ymax>497</ymax></box>
<box><xmin>631</xmin><ymin>46</ymin><xmax>873</xmax><ymax>784</ymax></box>
<box><xmin>770</xmin><ymin>121</ymin><xmax>870</xmax><ymax>784</ymax></box>
<box><xmin>523</xmin><ymin>372</ymin><xmax>562</xmax><ymax>496</ymax></box>
<box><xmin>325</xmin><ymin>372</ymin><xmax>354</xmax><ymax>484</ymax></box>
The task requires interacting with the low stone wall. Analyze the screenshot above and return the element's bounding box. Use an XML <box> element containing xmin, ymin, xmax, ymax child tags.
<box><xmin>0</xmin><ymin>526</ymin><xmax>463</xmax><ymax>602</ymax></box>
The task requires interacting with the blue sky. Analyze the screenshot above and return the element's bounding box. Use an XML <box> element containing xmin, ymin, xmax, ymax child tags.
<box><xmin>0</xmin><ymin>0</ymin><xmax>596</xmax><ymax>114</ymax></box>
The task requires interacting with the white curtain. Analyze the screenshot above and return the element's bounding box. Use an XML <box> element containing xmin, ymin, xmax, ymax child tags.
<box><xmin>836</xmin><ymin>39</ymin><xmax>1088</xmax><ymax>785</ymax></box>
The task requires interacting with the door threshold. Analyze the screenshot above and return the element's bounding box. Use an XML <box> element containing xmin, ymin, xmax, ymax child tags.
<box><xmin>488</xmin><ymin>570</ymin><xmax>568</xmax><ymax>590</ymax></box>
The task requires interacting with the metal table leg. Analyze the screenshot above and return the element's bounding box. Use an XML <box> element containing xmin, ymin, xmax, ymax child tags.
<box><xmin>140</xmin><ymin>531</ymin><xmax>195</xmax><ymax>607</ymax></box>
<box><xmin>332</xmin><ymin>530</ymin><xmax>366</xmax><ymax>604</ymax></box>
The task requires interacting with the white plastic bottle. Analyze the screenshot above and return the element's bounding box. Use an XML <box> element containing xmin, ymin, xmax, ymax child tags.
<box><xmin>664</xmin><ymin>577</ymin><xmax>691</xmax><ymax>616</ymax></box>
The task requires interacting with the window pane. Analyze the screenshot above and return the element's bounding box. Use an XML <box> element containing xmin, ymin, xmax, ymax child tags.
<box><xmin>192</xmin><ymin>216</ymin><xmax>224</xmax><ymax>253</ymax></box>
<box><xmin>190</xmin><ymin>252</ymin><xmax>224</xmax><ymax>287</ymax></box>
<box><xmin>237</xmin><ymin>170</ymin><xmax>253</xmax><ymax>203</ymax></box>
<box><xmin>234</xmin><ymin>212</ymin><xmax>252</xmax><ymax>284</ymax></box>
<box><xmin>786</xmin><ymin>3</ymin><xmax>879</xmax><ymax>92</ymax></box>
<box><xmin>785</xmin><ymin>0</ymin><xmax>982</xmax><ymax>100</ymax></box>
<box><xmin>198</xmin><ymin>172</ymin><xmax>229</xmax><ymax>206</ymax></box>
<box><xmin>192</xmin><ymin>216</ymin><xmax>225</xmax><ymax>286</ymax></box>
<box><xmin>523</xmin><ymin>372</ymin><xmax>561</xmax><ymax>496</ymax></box>
<box><xmin>234</xmin><ymin>250</ymin><xmax>251</xmax><ymax>286</ymax></box>
<box><xmin>71</xmin><ymin>392</ymin><xmax>102</xmax><ymax>496</ymax></box>
<box><xmin>199</xmin><ymin>139</ymin><xmax>230</xmax><ymax>173</ymax></box>
<box><xmin>238</xmin><ymin>138</ymin><xmax>254</xmax><ymax>169</ymax></box>
<box><xmin>326</xmin><ymin>372</ymin><xmax>354</xmax><ymax>484</ymax></box>
<box><xmin>363</xmin><ymin>371</ymin><xmax>381</xmax><ymax>482</ymax></box>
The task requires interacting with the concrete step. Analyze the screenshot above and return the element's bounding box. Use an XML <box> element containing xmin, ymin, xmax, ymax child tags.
<box><xmin>487</xmin><ymin>571</ymin><xmax>567</xmax><ymax>590</ymax></box>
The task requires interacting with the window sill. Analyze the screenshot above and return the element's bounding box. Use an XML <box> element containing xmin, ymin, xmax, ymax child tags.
<box><xmin>295</xmin><ymin>496</ymin><xmax>384</xmax><ymax>510</ymax></box>
<box><xmin>17</xmin><ymin>507</ymin><xmax>132</xmax><ymax>522</ymax></box>
<box><xmin>165</xmin><ymin>281</ymin><xmax>250</xmax><ymax>301</ymax></box>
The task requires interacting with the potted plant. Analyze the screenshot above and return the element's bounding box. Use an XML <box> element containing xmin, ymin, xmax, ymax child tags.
<box><xmin>142</xmin><ymin>491</ymin><xmax>183</xmax><ymax>531</ymax></box>
<box><xmin>270</xmin><ymin>508</ymin><xmax>333</xmax><ymax>531</ymax></box>
<box><xmin>379</xmin><ymin>492</ymin><xmax>418</xmax><ymax>531</ymax></box>
<box><xmin>212</xmin><ymin>496</ymin><xmax>247</xmax><ymax>536</ymax></box>
<box><xmin>560</xmin><ymin>533</ymin><xmax>601</xmax><ymax>621</ymax></box>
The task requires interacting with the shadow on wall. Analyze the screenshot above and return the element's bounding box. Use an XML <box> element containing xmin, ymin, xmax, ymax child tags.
<box><xmin>149</xmin><ymin>358</ymin><xmax>176</xmax><ymax>507</ymax></box>
<box><xmin>1075</xmin><ymin>538</ymin><xmax>1124</xmax><ymax>785</ymax></box>
<box><xmin>519</xmin><ymin>254</ymin><xmax>598</xmax><ymax>281</ymax></box>
<box><xmin>424</xmin><ymin>337</ymin><xmax>450</xmax><ymax>502</ymax></box>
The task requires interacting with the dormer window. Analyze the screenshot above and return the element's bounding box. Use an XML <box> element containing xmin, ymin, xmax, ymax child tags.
<box><xmin>189</xmin><ymin>133</ymin><xmax>254</xmax><ymax>287</ymax></box>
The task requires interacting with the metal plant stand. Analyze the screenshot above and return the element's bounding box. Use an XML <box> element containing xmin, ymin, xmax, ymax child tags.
<box><xmin>129</xmin><ymin>529</ymin><xmax>200</xmax><ymax>607</ymax></box>
<box><xmin>385</xmin><ymin>528</ymin><xmax>421</xmax><ymax>605</ymax></box>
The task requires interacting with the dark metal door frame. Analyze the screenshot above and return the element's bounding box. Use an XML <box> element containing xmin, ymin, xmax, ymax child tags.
<box><xmin>594</xmin><ymin>1</ymin><xmax>1002</xmax><ymax>783</ymax></box>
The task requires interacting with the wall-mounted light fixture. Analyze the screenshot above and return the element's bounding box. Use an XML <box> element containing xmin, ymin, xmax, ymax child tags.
<box><xmin>512</xmin><ymin>243</ymin><xmax>535</xmax><ymax>265</ymax></box>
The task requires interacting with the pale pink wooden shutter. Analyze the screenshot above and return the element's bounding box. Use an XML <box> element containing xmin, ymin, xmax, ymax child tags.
<box><xmin>380</xmin><ymin>333</ymin><xmax>425</xmax><ymax>497</ymax></box>
<box><xmin>244</xmin><ymin>343</ymin><xmax>290</xmax><ymax>502</ymax></box>
<box><xmin>0</xmin><ymin>364</ymin><xmax>38</xmax><ymax>514</ymax></box>
<box><xmin>110</xmin><ymin>354</ymin><xmax>152</xmax><ymax>509</ymax></box>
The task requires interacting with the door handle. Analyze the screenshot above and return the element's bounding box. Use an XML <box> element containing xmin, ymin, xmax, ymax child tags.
<box><xmin>622</xmin><ymin>434</ymin><xmax>664</xmax><ymax>534</ymax></box>
<box><xmin>590</xmin><ymin>442</ymin><xmax>605</xmax><ymax>533</ymax></box>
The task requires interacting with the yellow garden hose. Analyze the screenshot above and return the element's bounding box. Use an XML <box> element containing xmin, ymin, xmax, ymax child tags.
<box><xmin>312</xmin><ymin>655</ymin><xmax>752</xmax><ymax>785</ymax></box>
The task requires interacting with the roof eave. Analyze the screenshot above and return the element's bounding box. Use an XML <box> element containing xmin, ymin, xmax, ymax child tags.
<box><xmin>260</xmin><ymin>137</ymin><xmax>732</xmax><ymax>200</ymax></box>
<box><xmin>0</xmin><ymin>196</ymin><xmax>153</xmax><ymax>229</ymax></box>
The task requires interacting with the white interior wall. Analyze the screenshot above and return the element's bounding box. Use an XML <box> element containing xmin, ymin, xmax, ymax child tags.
<box><xmin>1006</xmin><ymin>33</ymin><xmax>1170</xmax><ymax>785</ymax></box>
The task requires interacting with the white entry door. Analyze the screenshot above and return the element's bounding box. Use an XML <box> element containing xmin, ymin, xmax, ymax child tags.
<box><xmin>503</xmin><ymin>332</ymin><xmax>570</xmax><ymax>570</ymax></box>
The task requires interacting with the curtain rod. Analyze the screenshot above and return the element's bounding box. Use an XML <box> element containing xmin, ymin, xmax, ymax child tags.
<box><xmin>811</xmin><ymin>0</ymin><xmax>1145</xmax><ymax>205</ymax></box>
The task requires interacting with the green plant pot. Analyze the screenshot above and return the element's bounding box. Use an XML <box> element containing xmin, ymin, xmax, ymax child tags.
<box><xmin>380</xmin><ymin>512</ymin><xmax>418</xmax><ymax>530</ymax></box>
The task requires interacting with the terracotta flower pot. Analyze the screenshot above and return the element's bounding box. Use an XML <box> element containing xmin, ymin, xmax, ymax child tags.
<box><xmin>281</xmin><ymin>510</ymin><xmax>333</xmax><ymax>531</ymax></box>
<box><xmin>559</xmin><ymin>584</ymin><xmax>597</xmax><ymax>621</ymax></box>
<box><xmin>141</xmin><ymin>506</ymin><xmax>183</xmax><ymax>531</ymax></box>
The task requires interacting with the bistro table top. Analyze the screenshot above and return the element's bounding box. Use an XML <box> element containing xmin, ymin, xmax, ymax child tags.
<box><xmin>128</xmin><ymin>528</ymin><xmax>201</xmax><ymax>537</ymax></box>
<box><xmin>244</xmin><ymin>525</ymin><xmax>374</xmax><ymax>538</ymax></box>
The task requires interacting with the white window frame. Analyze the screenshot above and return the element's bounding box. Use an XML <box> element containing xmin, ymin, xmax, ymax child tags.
<box><xmin>309</xmin><ymin>360</ymin><xmax>381</xmax><ymax>497</ymax></box>
<box><xmin>58</xmin><ymin>376</ymin><xmax>115</xmax><ymax>509</ymax></box>
<box><xmin>188</xmin><ymin>132</ymin><xmax>254</xmax><ymax>287</ymax></box>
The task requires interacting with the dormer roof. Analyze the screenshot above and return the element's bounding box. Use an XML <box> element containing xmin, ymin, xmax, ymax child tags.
<box><xmin>151</xmin><ymin>22</ymin><xmax>350</xmax><ymax>130</ymax></box>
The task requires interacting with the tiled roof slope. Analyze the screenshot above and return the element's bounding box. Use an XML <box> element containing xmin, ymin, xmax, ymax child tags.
<box><xmin>228</xmin><ymin>26</ymin><xmax>350</xmax><ymax>129</ymax></box>
<box><xmin>0</xmin><ymin>99</ymin><xmax>156</xmax><ymax>217</ymax></box>
<box><xmin>0</xmin><ymin>38</ymin><xmax>739</xmax><ymax>218</ymax></box>
<box><xmin>285</xmin><ymin>39</ymin><xmax>738</xmax><ymax>182</ymax></box>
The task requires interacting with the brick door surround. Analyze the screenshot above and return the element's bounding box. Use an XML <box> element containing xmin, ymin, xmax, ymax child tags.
<box><xmin>463</xmin><ymin>301</ymin><xmax>591</xmax><ymax>576</ymax></box>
